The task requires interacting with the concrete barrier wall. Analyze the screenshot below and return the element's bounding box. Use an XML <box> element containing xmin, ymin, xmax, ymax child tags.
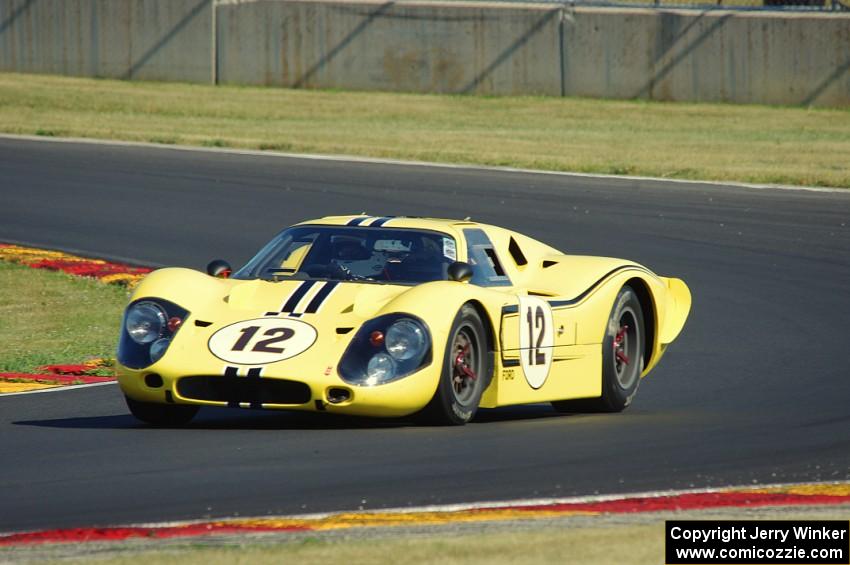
<box><xmin>217</xmin><ymin>0</ymin><xmax>848</xmax><ymax>105</ymax></box>
<box><xmin>216</xmin><ymin>0</ymin><xmax>562</xmax><ymax>95</ymax></box>
<box><xmin>563</xmin><ymin>8</ymin><xmax>850</xmax><ymax>107</ymax></box>
<box><xmin>0</xmin><ymin>0</ymin><xmax>212</xmax><ymax>82</ymax></box>
<box><xmin>1</xmin><ymin>0</ymin><xmax>848</xmax><ymax>106</ymax></box>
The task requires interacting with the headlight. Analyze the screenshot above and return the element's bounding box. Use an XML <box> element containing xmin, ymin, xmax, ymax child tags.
<box><xmin>338</xmin><ymin>314</ymin><xmax>431</xmax><ymax>386</ymax></box>
<box><xmin>149</xmin><ymin>338</ymin><xmax>171</xmax><ymax>364</ymax></box>
<box><xmin>125</xmin><ymin>301</ymin><xmax>166</xmax><ymax>344</ymax></box>
<box><xmin>118</xmin><ymin>299</ymin><xmax>188</xmax><ymax>369</ymax></box>
<box><xmin>366</xmin><ymin>353</ymin><xmax>396</xmax><ymax>384</ymax></box>
<box><xmin>385</xmin><ymin>320</ymin><xmax>427</xmax><ymax>361</ymax></box>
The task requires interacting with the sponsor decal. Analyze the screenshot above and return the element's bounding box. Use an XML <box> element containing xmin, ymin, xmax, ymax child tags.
<box><xmin>443</xmin><ymin>238</ymin><xmax>457</xmax><ymax>261</ymax></box>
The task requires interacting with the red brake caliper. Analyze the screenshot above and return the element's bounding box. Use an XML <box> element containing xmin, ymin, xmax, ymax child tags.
<box><xmin>614</xmin><ymin>325</ymin><xmax>630</xmax><ymax>365</ymax></box>
<box><xmin>455</xmin><ymin>345</ymin><xmax>477</xmax><ymax>381</ymax></box>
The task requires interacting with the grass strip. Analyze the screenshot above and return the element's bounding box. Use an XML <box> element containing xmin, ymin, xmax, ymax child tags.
<box><xmin>1</xmin><ymin>73</ymin><xmax>848</xmax><ymax>188</ymax></box>
<box><xmin>20</xmin><ymin>524</ymin><xmax>665</xmax><ymax>565</ymax></box>
<box><xmin>0</xmin><ymin>262</ymin><xmax>127</xmax><ymax>373</ymax></box>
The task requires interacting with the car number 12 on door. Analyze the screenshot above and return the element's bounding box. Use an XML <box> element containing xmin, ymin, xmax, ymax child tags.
<box><xmin>518</xmin><ymin>295</ymin><xmax>554</xmax><ymax>389</ymax></box>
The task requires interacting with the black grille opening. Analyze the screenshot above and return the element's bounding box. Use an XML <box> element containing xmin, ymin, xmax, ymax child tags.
<box><xmin>177</xmin><ymin>376</ymin><xmax>311</xmax><ymax>405</ymax></box>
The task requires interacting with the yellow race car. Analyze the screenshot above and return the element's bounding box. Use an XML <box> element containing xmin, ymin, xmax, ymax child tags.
<box><xmin>116</xmin><ymin>215</ymin><xmax>691</xmax><ymax>426</ymax></box>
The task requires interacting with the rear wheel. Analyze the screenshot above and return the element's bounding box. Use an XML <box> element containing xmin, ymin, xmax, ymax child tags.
<box><xmin>421</xmin><ymin>304</ymin><xmax>492</xmax><ymax>425</ymax></box>
<box><xmin>552</xmin><ymin>285</ymin><xmax>644</xmax><ymax>413</ymax></box>
<box><xmin>125</xmin><ymin>395</ymin><xmax>199</xmax><ymax>427</ymax></box>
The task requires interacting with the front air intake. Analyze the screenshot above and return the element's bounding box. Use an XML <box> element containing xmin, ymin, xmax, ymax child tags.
<box><xmin>176</xmin><ymin>376</ymin><xmax>311</xmax><ymax>405</ymax></box>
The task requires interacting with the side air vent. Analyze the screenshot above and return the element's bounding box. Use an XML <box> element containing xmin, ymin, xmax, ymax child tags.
<box><xmin>336</xmin><ymin>327</ymin><xmax>354</xmax><ymax>335</ymax></box>
<box><xmin>508</xmin><ymin>237</ymin><xmax>528</xmax><ymax>266</ymax></box>
<box><xmin>542</xmin><ymin>260</ymin><xmax>558</xmax><ymax>268</ymax></box>
<box><xmin>194</xmin><ymin>320</ymin><xmax>213</xmax><ymax>327</ymax></box>
<box><xmin>528</xmin><ymin>291</ymin><xmax>556</xmax><ymax>297</ymax></box>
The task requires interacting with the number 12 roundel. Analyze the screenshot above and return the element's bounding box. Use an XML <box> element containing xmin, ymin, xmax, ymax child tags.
<box><xmin>518</xmin><ymin>295</ymin><xmax>554</xmax><ymax>389</ymax></box>
<box><xmin>208</xmin><ymin>318</ymin><xmax>317</xmax><ymax>365</ymax></box>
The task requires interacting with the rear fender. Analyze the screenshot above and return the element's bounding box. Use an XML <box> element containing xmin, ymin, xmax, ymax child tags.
<box><xmin>658</xmin><ymin>277</ymin><xmax>691</xmax><ymax>344</ymax></box>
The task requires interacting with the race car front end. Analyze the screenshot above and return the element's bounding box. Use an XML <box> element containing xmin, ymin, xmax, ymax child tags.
<box><xmin>115</xmin><ymin>274</ymin><xmax>446</xmax><ymax>419</ymax></box>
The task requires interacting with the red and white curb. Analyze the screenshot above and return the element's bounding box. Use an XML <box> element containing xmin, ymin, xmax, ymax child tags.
<box><xmin>2</xmin><ymin>481</ymin><xmax>849</xmax><ymax>546</ymax></box>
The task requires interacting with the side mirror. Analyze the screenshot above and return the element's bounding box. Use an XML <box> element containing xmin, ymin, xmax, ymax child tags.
<box><xmin>207</xmin><ymin>259</ymin><xmax>232</xmax><ymax>278</ymax></box>
<box><xmin>447</xmin><ymin>261</ymin><xmax>473</xmax><ymax>283</ymax></box>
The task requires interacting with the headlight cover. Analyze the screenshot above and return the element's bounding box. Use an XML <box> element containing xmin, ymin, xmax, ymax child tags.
<box><xmin>339</xmin><ymin>314</ymin><xmax>431</xmax><ymax>386</ymax></box>
<box><xmin>385</xmin><ymin>319</ymin><xmax>427</xmax><ymax>361</ymax></box>
<box><xmin>149</xmin><ymin>337</ymin><xmax>172</xmax><ymax>364</ymax></box>
<box><xmin>125</xmin><ymin>301</ymin><xmax>166</xmax><ymax>344</ymax></box>
<box><xmin>118</xmin><ymin>298</ymin><xmax>188</xmax><ymax>369</ymax></box>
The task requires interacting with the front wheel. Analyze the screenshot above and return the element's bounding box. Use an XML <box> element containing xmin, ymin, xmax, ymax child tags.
<box><xmin>125</xmin><ymin>396</ymin><xmax>199</xmax><ymax>427</ymax></box>
<box><xmin>420</xmin><ymin>304</ymin><xmax>492</xmax><ymax>425</ymax></box>
<box><xmin>552</xmin><ymin>285</ymin><xmax>645</xmax><ymax>413</ymax></box>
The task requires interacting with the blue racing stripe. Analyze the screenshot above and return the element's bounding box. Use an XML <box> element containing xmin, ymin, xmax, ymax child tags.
<box><xmin>281</xmin><ymin>280</ymin><xmax>317</xmax><ymax>313</ymax></box>
<box><xmin>304</xmin><ymin>281</ymin><xmax>339</xmax><ymax>313</ymax></box>
<box><xmin>370</xmin><ymin>216</ymin><xmax>393</xmax><ymax>227</ymax></box>
<box><xmin>247</xmin><ymin>367</ymin><xmax>263</xmax><ymax>409</ymax></box>
<box><xmin>224</xmin><ymin>366</ymin><xmax>240</xmax><ymax>408</ymax></box>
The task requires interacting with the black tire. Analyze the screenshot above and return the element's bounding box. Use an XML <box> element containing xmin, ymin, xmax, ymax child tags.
<box><xmin>552</xmin><ymin>285</ymin><xmax>644</xmax><ymax>413</ymax></box>
<box><xmin>125</xmin><ymin>395</ymin><xmax>199</xmax><ymax>427</ymax></box>
<box><xmin>420</xmin><ymin>304</ymin><xmax>493</xmax><ymax>425</ymax></box>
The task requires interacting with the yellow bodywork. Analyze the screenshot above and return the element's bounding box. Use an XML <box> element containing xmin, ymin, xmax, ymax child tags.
<box><xmin>117</xmin><ymin>216</ymin><xmax>691</xmax><ymax>417</ymax></box>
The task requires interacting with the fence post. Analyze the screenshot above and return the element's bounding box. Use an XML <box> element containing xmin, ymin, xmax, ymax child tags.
<box><xmin>211</xmin><ymin>0</ymin><xmax>218</xmax><ymax>85</ymax></box>
<box><xmin>559</xmin><ymin>4</ymin><xmax>565</xmax><ymax>97</ymax></box>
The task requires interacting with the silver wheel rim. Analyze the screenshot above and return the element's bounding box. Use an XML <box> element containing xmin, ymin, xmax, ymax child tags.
<box><xmin>613</xmin><ymin>307</ymin><xmax>640</xmax><ymax>389</ymax></box>
<box><xmin>451</xmin><ymin>326</ymin><xmax>480</xmax><ymax>405</ymax></box>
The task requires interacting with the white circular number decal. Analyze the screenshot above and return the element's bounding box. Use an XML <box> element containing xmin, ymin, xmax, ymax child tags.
<box><xmin>208</xmin><ymin>318</ymin><xmax>317</xmax><ymax>365</ymax></box>
<box><xmin>518</xmin><ymin>296</ymin><xmax>554</xmax><ymax>389</ymax></box>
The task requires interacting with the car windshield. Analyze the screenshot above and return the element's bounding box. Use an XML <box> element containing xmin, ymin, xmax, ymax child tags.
<box><xmin>233</xmin><ymin>226</ymin><xmax>458</xmax><ymax>284</ymax></box>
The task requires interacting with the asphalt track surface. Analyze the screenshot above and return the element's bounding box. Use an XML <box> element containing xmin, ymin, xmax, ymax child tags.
<box><xmin>1</xmin><ymin>137</ymin><xmax>849</xmax><ymax>533</ymax></box>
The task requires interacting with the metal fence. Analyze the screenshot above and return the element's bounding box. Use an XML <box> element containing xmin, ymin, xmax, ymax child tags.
<box><xmin>580</xmin><ymin>0</ymin><xmax>849</xmax><ymax>10</ymax></box>
<box><xmin>423</xmin><ymin>0</ymin><xmax>850</xmax><ymax>10</ymax></box>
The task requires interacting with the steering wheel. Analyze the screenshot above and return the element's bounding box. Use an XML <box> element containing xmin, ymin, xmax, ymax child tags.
<box><xmin>335</xmin><ymin>263</ymin><xmax>374</xmax><ymax>281</ymax></box>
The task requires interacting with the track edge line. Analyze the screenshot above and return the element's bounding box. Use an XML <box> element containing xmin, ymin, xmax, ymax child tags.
<box><xmin>2</xmin><ymin>133</ymin><xmax>846</xmax><ymax>194</ymax></box>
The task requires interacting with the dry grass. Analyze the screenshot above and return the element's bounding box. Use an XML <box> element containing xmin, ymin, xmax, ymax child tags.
<box><xmin>38</xmin><ymin>524</ymin><xmax>662</xmax><ymax>565</ymax></box>
<box><xmin>1</xmin><ymin>72</ymin><xmax>848</xmax><ymax>187</ymax></box>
